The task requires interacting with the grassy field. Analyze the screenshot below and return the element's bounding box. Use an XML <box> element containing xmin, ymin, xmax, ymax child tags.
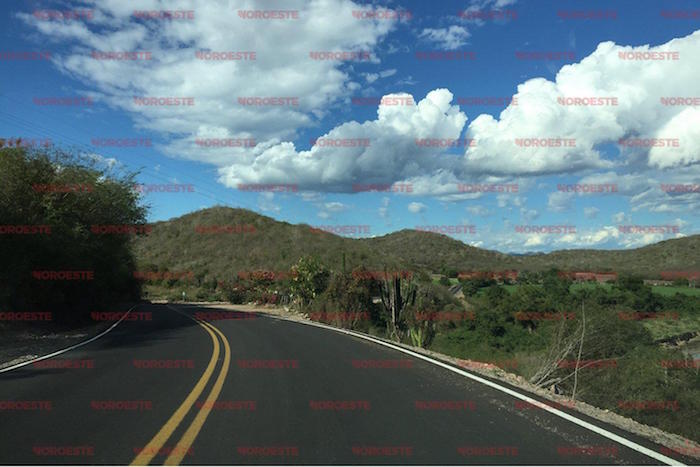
<box><xmin>496</xmin><ymin>282</ymin><xmax>700</xmax><ymax>297</ymax></box>
<box><xmin>431</xmin><ymin>277</ymin><xmax>459</xmax><ymax>286</ymax></box>
<box><xmin>650</xmin><ymin>286</ymin><xmax>700</xmax><ymax>297</ymax></box>
<box><xmin>641</xmin><ymin>313</ymin><xmax>700</xmax><ymax>341</ymax></box>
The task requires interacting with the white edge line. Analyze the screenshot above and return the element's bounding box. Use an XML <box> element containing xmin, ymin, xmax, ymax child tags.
<box><xmin>0</xmin><ymin>304</ymin><xmax>140</xmax><ymax>374</ymax></box>
<box><xmin>261</xmin><ymin>312</ymin><xmax>685</xmax><ymax>466</ymax></box>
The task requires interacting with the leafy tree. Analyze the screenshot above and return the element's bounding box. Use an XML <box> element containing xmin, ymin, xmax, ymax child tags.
<box><xmin>615</xmin><ymin>274</ymin><xmax>645</xmax><ymax>293</ymax></box>
<box><xmin>290</xmin><ymin>256</ymin><xmax>330</xmax><ymax>309</ymax></box>
<box><xmin>0</xmin><ymin>145</ymin><xmax>146</xmax><ymax>322</ymax></box>
<box><xmin>460</xmin><ymin>279</ymin><xmax>481</xmax><ymax>297</ymax></box>
<box><xmin>542</xmin><ymin>268</ymin><xmax>571</xmax><ymax>303</ymax></box>
<box><xmin>484</xmin><ymin>284</ymin><xmax>507</xmax><ymax>304</ymax></box>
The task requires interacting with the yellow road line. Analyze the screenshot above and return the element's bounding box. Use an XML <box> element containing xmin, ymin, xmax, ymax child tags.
<box><xmin>164</xmin><ymin>320</ymin><xmax>231</xmax><ymax>465</ymax></box>
<box><xmin>130</xmin><ymin>315</ymin><xmax>220</xmax><ymax>466</ymax></box>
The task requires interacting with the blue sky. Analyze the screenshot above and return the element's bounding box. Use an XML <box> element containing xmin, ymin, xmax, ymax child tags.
<box><xmin>1</xmin><ymin>0</ymin><xmax>699</xmax><ymax>252</ymax></box>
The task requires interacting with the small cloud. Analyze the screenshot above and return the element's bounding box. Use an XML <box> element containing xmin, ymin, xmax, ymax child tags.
<box><xmin>466</xmin><ymin>205</ymin><xmax>489</xmax><ymax>216</ymax></box>
<box><xmin>363</xmin><ymin>73</ymin><xmax>380</xmax><ymax>84</ymax></box>
<box><xmin>379</xmin><ymin>197</ymin><xmax>390</xmax><ymax>219</ymax></box>
<box><xmin>257</xmin><ymin>192</ymin><xmax>280</xmax><ymax>213</ymax></box>
<box><xmin>584</xmin><ymin>207</ymin><xmax>599</xmax><ymax>219</ymax></box>
<box><xmin>395</xmin><ymin>75</ymin><xmax>418</xmax><ymax>86</ymax></box>
<box><xmin>520</xmin><ymin>208</ymin><xmax>539</xmax><ymax>222</ymax></box>
<box><xmin>612</xmin><ymin>212</ymin><xmax>627</xmax><ymax>223</ymax></box>
<box><xmin>362</xmin><ymin>69</ymin><xmax>396</xmax><ymax>84</ymax></box>
<box><xmin>324</xmin><ymin>202</ymin><xmax>346</xmax><ymax>212</ymax></box>
<box><xmin>419</xmin><ymin>26</ymin><xmax>471</xmax><ymax>50</ymax></box>
<box><xmin>300</xmin><ymin>192</ymin><xmax>322</xmax><ymax>202</ymax></box>
<box><xmin>408</xmin><ymin>202</ymin><xmax>426</xmax><ymax>213</ymax></box>
<box><xmin>548</xmin><ymin>192</ymin><xmax>573</xmax><ymax>213</ymax></box>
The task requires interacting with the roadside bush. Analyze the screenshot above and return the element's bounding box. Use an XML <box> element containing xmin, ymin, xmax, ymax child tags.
<box><xmin>0</xmin><ymin>146</ymin><xmax>146</xmax><ymax>323</ymax></box>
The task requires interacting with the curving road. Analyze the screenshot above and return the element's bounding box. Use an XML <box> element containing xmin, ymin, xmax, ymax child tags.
<box><xmin>0</xmin><ymin>303</ymin><xmax>695</xmax><ymax>465</ymax></box>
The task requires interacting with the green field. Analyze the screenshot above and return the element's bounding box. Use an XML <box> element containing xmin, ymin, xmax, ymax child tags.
<box><xmin>650</xmin><ymin>286</ymin><xmax>700</xmax><ymax>297</ymax></box>
<box><xmin>496</xmin><ymin>282</ymin><xmax>700</xmax><ymax>297</ymax></box>
<box><xmin>431</xmin><ymin>277</ymin><xmax>459</xmax><ymax>286</ymax></box>
<box><xmin>641</xmin><ymin>313</ymin><xmax>700</xmax><ymax>341</ymax></box>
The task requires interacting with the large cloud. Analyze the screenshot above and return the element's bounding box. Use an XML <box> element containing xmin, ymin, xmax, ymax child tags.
<box><xmin>215</xmin><ymin>29</ymin><xmax>700</xmax><ymax>193</ymax></box>
<box><xmin>20</xmin><ymin>0</ymin><xmax>397</xmax><ymax>163</ymax></box>
<box><xmin>463</xmin><ymin>31</ymin><xmax>700</xmax><ymax>175</ymax></box>
<box><xmin>217</xmin><ymin>89</ymin><xmax>467</xmax><ymax>191</ymax></box>
<box><xmin>22</xmin><ymin>4</ymin><xmax>700</xmax><ymax>200</ymax></box>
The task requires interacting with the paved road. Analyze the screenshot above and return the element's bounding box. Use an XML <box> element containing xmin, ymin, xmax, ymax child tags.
<box><xmin>0</xmin><ymin>303</ymin><xmax>695</xmax><ymax>465</ymax></box>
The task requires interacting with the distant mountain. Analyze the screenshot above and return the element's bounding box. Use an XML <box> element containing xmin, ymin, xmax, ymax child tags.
<box><xmin>133</xmin><ymin>207</ymin><xmax>409</xmax><ymax>283</ymax></box>
<box><xmin>133</xmin><ymin>207</ymin><xmax>700</xmax><ymax>283</ymax></box>
<box><xmin>368</xmin><ymin>230</ymin><xmax>699</xmax><ymax>277</ymax></box>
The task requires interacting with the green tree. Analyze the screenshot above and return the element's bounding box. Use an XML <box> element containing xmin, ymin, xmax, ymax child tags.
<box><xmin>0</xmin><ymin>145</ymin><xmax>146</xmax><ymax>322</ymax></box>
<box><xmin>290</xmin><ymin>256</ymin><xmax>330</xmax><ymax>310</ymax></box>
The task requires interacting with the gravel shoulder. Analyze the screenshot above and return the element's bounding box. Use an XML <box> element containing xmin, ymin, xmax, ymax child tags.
<box><xmin>0</xmin><ymin>302</ymin><xmax>138</xmax><ymax>370</ymax></box>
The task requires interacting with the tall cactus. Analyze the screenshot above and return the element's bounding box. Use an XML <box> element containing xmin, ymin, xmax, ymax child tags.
<box><xmin>378</xmin><ymin>269</ymin><xmax>416</xmax><ymax>341</ymax></box>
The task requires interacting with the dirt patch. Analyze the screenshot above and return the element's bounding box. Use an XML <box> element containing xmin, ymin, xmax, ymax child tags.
<box><xmin>0</xmin><ymin>303</ymin><xmax>137</xmax><ymax>370</ymax></box>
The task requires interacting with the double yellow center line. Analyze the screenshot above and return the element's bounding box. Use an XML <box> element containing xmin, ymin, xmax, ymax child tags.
<box><xmin>131</xmin><ymin>306</ymin><xmax>231</xmax><ymax>466</ymax></box>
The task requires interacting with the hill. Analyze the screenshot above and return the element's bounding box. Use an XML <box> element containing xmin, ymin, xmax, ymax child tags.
<box><xmin>133</xmin><ymin>207</ymin><xmax>409</xmax><ymax>284</ymax></box>
<box><xmin>368</xmin><ymin>230</ymin><xmax>700</xmax><ymax>277</ymax></box>
<box><xmin>133</xmin><ymin>206</ymin><xmax>700</xmax><ymax>283</ymax></box>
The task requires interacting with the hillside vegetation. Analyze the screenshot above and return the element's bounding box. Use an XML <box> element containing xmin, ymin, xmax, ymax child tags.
<box><xmin>0</xmin><ymin>145</ymin><xmax>145</xmax><ymax>323</ymax></box>
<box><xmin>134</xmin><ymin>206</ymin><xmax>700</xmax><ymax>287</ymax></box>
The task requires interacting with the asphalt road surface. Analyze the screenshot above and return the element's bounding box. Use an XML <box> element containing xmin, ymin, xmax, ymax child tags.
<box><xmin>0</xmin><ymin>303</ymin><xmax>695</xmax><ymax>465</ymax></box>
